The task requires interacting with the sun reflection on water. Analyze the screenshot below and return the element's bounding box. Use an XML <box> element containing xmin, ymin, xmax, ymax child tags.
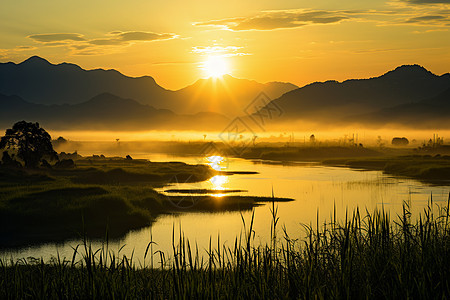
<box><xmin>205</xmin><ymin>156</ymin><xmax>230</xmax><ymax>197</ymax></box>
<box><xmin>209</xmin><ymin>175</ymin><xmax>228</xmax><ymax>190</ymax></box>
<box><xmin>205</xmin><ymin>155</ymin><xmax>227</xmax><ymax>171</ymax></box>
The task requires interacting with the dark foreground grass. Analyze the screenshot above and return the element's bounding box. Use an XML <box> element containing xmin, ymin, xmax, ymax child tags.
<box><xmin>1</xmin><ymin>197</ymin><xmax>449</xmax><ymax>299</ymax></box>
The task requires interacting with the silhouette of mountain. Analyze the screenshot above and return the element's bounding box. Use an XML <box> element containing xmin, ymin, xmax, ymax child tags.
<box><xmin>0</xmin><ymin>56</ymin><xmax>169</xmax><ymax>106</ymax></box>
<box><xmin>0</xmin><ymin>93</ymin><xmax>229</xmax><ymax>130</ymax></box>
<box><xmin>172</xmin><ymin>75</ymin><xmax>298</xmax><ymax>116</ymax></box>
<box><xmin>0</xmin><ymin>56</ymin><xmax>297</xmax><ymax>116</ymax></box>
<box><xmin>421</xmin><ymin>86</ymin><xmax>450</xmax><ymax>106</ymax></box>
<box><xmin>349</xmin><ymin>87</ymin><xmax>450</xmax><ymax>128</ymax></box>
<box><xmin>2</xmin><ymin>57</ymin><xmax>449</xmax><ymax>130</ymax></box>
<box><xmin>260</xmin><ymin>64</ymin><xmax>450</xmax><ymax>123</ymax></box>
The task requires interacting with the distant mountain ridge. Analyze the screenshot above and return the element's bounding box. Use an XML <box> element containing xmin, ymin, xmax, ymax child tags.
<box><xmin>348</xmin><ymin>87</ymin><xmax>450</xmax><ymax>128</ymax></box>
<box><xmin>0</xmin><ymin>56</ymin><xmax>169</xmax><ymax>105</ymax></box>
<box><xmin>0</xmin><ymin>92</ymin><xmax>229</xmax><ymax>130</ymax></box>
<box><xmin>0</xmin><ymin>56</ymin><xmax>298</xmax><ymax>116</ymax></box>
<box><xmin>1</xmin><ymin>56</ymin><xmax>449</xmax><ymax>130</ymax></box>
<box><xmin>259</xmin><ymin>64</ymin><xmax>450</xmax><ymax>126</ymax></box>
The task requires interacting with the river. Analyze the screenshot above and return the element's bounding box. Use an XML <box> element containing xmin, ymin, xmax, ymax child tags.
<box><xmin>2</xmin><ymin>153</ymin><xmax>449</xmax><ymax>265</ymax></box>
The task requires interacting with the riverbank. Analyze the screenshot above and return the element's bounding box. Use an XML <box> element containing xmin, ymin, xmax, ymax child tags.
<box><xmin>323</xmin><ymin>155</ymin><xmax>450</xmax><ymax>183</ymax></box>
<box><xmin>234</xmin><ymin>144</ymin><xmax>450</xmax><ymax>183</ymax></box>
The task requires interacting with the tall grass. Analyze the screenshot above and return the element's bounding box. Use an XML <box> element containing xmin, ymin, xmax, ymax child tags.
<box><xmin>1</xmin><ymin>195</ymin><xmax>449</xmax><ymax>299</ymax></box>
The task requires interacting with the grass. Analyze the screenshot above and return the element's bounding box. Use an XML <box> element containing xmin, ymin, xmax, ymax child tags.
<box><xmin>1</xmin><ymin>195</ymin><xmax>449</xmax><ymax>299</ymax></box>
<box><xmin>324</xmin><ymin>154</ymin><xmax>450</xmax><ymax>182</ymax></box>
<box><xmin>239</xmin><ymin>145</ymin><xmax>383</xmax><ymax>161</ymax></box>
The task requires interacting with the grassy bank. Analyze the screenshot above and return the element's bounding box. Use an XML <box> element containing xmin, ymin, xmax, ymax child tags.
<box><xmin>240</xmin><ymin>145</ymin><xmax>383</xmax><ymax>161</ymax></box>
<box><xmin>324</xmin><ymin>155</ymin><xmax>450</xmax><ymax>182</ymax></box>
<box><xmin>0</xmin><ymin>157</ymin><xmax>289</xmax><ymax>248</ymax></box>
<box><xmin>1</xmin><ymin>199</ymin><xmax>449</xmax><ymax>299</ymax></box>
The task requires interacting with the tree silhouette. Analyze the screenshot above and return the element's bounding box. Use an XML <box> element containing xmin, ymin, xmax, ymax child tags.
<box><xmin>0</xmin><ymin>121</ymin><xmax>58</xmax><ymax>168</ymax></box>
<box><xmin>391</xmin><ymin>137</ymin><xmax>409</xmax><ymax>146</ymax></box>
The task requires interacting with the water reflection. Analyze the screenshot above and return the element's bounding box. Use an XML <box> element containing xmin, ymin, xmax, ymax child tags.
<box><xmin>209</xmin><ymin>175</ymin><xmax>229</xmax><ymax>197</ymax></box>
<box><xmin>209</xmin><ymin>175</ymin><xmax>228</xmax><ymax>190</ymax></box>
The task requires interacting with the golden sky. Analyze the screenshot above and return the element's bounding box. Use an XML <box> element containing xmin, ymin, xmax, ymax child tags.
<box><xmin>0</xmin><ymin>0</ymin><xmax>449</xmax><ymax>89</ymax></box>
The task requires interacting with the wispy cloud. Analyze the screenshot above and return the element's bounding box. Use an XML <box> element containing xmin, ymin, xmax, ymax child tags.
<box><xmin>412</xmin><ymin>28</ymin><xmax>449</xmax><ymax>33</ymax></box>
<box><xmin>0</xmin><ymin>45</ymin><xmax>38</xmax><ymax>60</ymax></box>
<box><xmin>88</xmin><ymin>31</ymin><xmax>177</xmax><ymax>46</ymax></box>
<box><xmin>402</xmin><ymin>0</ymin><xmax>450</xmax><ymax>4</ymax></box>
<box><xmin>15</xmin><ymin>46</ymin><xmax>37</xmax><ymax>50</ymax></box>
<box><xmin>194</xmin><ymin>7</ymin><xmax>450</xmax><ymax>31</ymax></box>
<box><xmin>26</xmin><ymin>31</ymin><xmax>178</xmax><ymax>55</ymax></box>
<box><xmin>191</xmin><ymin>45</ymin><xmax>250</xmax><ymax>57</ymax></box>
<box><xmin>151</xmin><ymin>61</ymin><xmax>194</xmax><ymax>65</ymax></box>
<box><xmin>28</xmin><ymin>33</ymin><xmax>86</xmax><ymax>43</ymax></box>
<box><xmin>405</xmin><ymin>14</ymin><xmax>450</xmax><ymax>24</ymax></box>
<box><xmin>194</xmin><ymin>9</ymin><xmax>351</xmax><ymax>31</ymax></box>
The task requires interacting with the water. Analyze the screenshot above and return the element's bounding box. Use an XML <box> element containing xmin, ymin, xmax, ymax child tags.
<box><xmin>2</xmin><ymin>153</ymin><xmax>449</xmax><ymax>264</ymax></box>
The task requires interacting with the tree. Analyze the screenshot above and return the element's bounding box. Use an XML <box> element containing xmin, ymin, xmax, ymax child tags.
<box><xmin>0</xmin><ymin>121</ymin><xmax>58</xmax><ymax>168</ymax></box>
<box><xmin>391</xmin><ymin>137</ymin><xmax>409</xmax><ymax>146</ymax></box>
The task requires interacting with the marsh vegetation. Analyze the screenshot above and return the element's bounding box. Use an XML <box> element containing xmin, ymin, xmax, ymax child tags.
<box><xmin>0</xmin><ymin>156</ymin><xmax>293</xmax><ymax>248</ymax></box>
<box><xmin>1</xmin><ymin>200</ymin><xmax>449</xmax><ymax>299</ymax></box>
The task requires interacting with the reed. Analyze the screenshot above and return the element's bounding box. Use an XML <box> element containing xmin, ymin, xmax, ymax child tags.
<box><xmin>1</xmin><ymin>194</ymin><xmax>449</xmax><ymax>299</ymax></box>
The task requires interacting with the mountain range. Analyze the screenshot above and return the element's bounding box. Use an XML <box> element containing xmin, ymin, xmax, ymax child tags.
<box><xmin>0</xmin><ymin>56</ymin><xmax>449</xmax><ymax>130</ymax></box>
<box><xmin>259</xmin><ymin>65</ymin><xmax>450</xmax><ymax>123</ymax></box>
<box><xmin>0</xmin><ymin>56</ymin><xmax>297</xmax><ymax>117</ymax></box>
<box><xmin>0</xmin><ymin>92</ymin><xmax>229</xmax><ymax>130</ymax></box>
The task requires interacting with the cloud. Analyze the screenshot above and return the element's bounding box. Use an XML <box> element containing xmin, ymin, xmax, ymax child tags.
<box><xmin>72</xmin><ymin>49</ymin><xmax>106</xmax><ymax>56</ymax></box>
<box><xmin>194</xmin><ymin>10</ymin><xmax>351</xmax><ymax>31</ymax></box>
<box><xmin>191</xmin><ymin>45</ymin><xmax>250</xmax><ymax>57</ymax></box>
<box><xmin>412</xmin><ymin>28</ymin><xmax>449</xmax><ymax>33</ymax></box>
<box><xmin>405</xmin><ymin>14</ymin><xmax>450</xmax><ymax>24</ymax></box>
<box><xmin>151</xmin><ymin>61</ymin><xmax>194</xmax><ymax>65</ymax></box>
<box><xmin>408</xmin><ymin>15</ymin><xmax>447</xmax><ymax>20</ymax></box>
<box><xmin>15</xmin><ymin>46</ymin><xmax>37</xmax><ymax>50</ymax></box>
<box><xmin>28</xmin><ymin>33</ymin><xmax>85</xmax><ymax>43</ymax></box>
<box><xmin>403</xmin><ymin>0</ymin><xmax>450</xmax><ymax>4</ymax></box>
<box><xmin>195</xmin><ymin>7</ymin><xmax>450</xmax><ymax>31</ymax></box>
<box><xmin>0</xmin><ymin>45</ymin><xmax>38</xmax><ymax>60</ymax></box>
<box><xmin>116</xmin><ymin>31</ymin><xmax>175</xmax><ymax>41</ymax></box>
<box><xmin>26</xmin><ymin>30</ymin><xmax>178</xmax><ymax>56</ymax></box>
<box><xmin>89</xmin><ymin>31</ymin><xmax>177</xmax><ymax>45</ymax></box>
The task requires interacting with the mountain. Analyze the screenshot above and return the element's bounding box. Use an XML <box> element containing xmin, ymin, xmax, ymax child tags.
<box><xmin>422</xmin><ymin>86</ymin><xmax>450</xmax><ymax>106</ymax></box>
<box><xmin>0</xmin><ymin>93</ymin><xmax>229</xmax><ymax>131</ymax></box>
<box><xmin>259</xmin><ymin>65</ymin><xmax>450</xmax><ymax>123</ymax></box>
<box><xmin>0</xmin><ymin>56</ymin><xmax>297</xmax><ymax>116</ymax></box>
<box><xmin>171</xmin><ymin>75</ymin><xmax>298</xmax><ymax>116</ymax></box>
<box><xmin>349</xmin><ymin>87</ymin><xmax>450</xmax><ymax>128</ymax></box>
<box><xmin>0</xmin><ymin>56</ymin><xmax>170</xmax><ymax>106</ymax></box>
<box><xmin>2</xmin><ymin>57</ymin><xmax>449</xmax><ymax>130</ymax></box>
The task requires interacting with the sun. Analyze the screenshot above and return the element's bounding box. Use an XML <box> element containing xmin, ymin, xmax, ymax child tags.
<box><xmin>202</xmin><ymin>56</ymin><xmax>230</xmax><ymax>78</ymax></box>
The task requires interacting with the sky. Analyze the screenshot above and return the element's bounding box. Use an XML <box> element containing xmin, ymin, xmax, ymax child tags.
<box><xmin>0</xmin><ymin>0</ymin><xmax>449</xmax><ymax>90</ymax></box>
